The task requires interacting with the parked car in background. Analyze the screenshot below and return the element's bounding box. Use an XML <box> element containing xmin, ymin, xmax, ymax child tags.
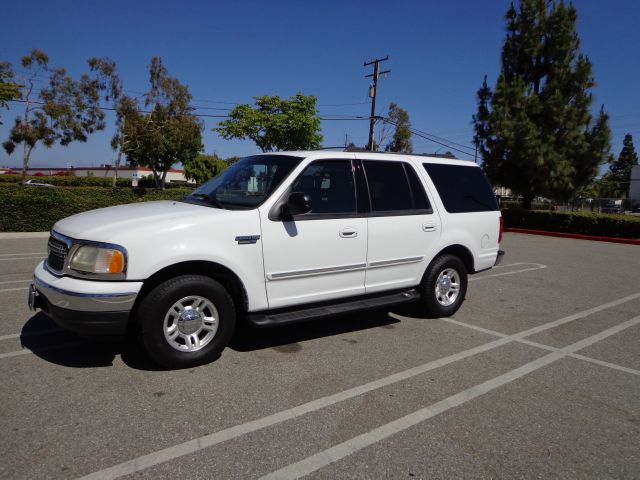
<box><xmin>24</xmin><ymin>179</ymin><xmax>54</xmax><ymax>187</ymax></box>
<box><xmin>601</xmin><ymin>199</ymin><xmax>624</xmax><ymax>214</ymax></box>
<box><xmin>29</xmin><ymin>151</ymin><xmax>504</xmax><ymax>368</ymax></box>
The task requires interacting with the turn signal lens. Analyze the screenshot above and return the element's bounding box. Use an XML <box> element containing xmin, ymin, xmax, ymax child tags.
<box><xmin>108</xmin><ymin>251</ymin><xmax>124</xmax><ymax>273</ymax></box>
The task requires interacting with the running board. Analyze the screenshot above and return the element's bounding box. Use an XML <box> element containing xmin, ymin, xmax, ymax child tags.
<box><xmin>247</xmin><ymin>289</ymin><xmax>420</xmax><ymax>328</ymax></box>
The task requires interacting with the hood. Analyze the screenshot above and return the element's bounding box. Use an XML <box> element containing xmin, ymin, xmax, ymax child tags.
<box><xmin>53</xmin><ymin>200</ymin><xmax>228</xmax><ymax>243</ymax></box>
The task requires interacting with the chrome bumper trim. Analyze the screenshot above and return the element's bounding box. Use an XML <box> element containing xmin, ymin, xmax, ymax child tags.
<box><xmin>33</xmin><ymin>277</ymin><xmax>138</xmax><ymax>312</ymax></box>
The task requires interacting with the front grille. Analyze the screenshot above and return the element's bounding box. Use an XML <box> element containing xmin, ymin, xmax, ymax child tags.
<box><xmin>47</xmin><ymin>235</ymin><xmax>69</xmax><ymax>272</ymax></box>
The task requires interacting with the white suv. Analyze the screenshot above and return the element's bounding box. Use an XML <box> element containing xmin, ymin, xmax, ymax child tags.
<box><xmin>29</xmin><ymin>151</ymin><xmax>504</xmax><ymax>368</ymax></box>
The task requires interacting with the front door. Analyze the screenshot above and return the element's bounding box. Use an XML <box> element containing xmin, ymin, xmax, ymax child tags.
<box><xmin>260</xmin><ymin>159</ymin><xmax>367</xmax><ymax>309</ymax></box>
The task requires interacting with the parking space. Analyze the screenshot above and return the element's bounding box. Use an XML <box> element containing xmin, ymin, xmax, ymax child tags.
<box><xmin>0</xmin><ymin>233</ymin><xmax>639</xmax><ymax>479</ymax></box>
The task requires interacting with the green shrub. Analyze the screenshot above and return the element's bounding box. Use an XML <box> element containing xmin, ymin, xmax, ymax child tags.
<box><xmin>502</xmin><ymin>209</ymin><xmax>640</xmax><ymax>239</ymax></box>
<box><xmin>0</xmin><ymin>184</ymin><xmax>193</xmax><ymax>232</ymax></box>
<box><xmin>0</xmin><ymin>174</ymin><xmax>190</xmax><ymax>188</ymax></box>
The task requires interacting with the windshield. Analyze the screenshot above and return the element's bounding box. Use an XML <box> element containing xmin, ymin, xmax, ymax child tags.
<box><xmin>183</xmin><ymin>154</ymin><xmax>302</xmax><ymax>209</ymax></box>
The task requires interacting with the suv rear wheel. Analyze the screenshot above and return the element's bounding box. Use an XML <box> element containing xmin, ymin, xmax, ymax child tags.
<box><xmin>138</xmin><ymin>275</ymin><xmax>236</xmax><ymax>368</ymax></box>
<box><xmin>421</xmin><ymin>254</ymin><xmax>468</xmax><ymax>318</ymax></box>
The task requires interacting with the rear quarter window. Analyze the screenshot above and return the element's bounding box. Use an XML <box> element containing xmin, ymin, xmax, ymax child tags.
<box><xmin>423</xmin><ymin>163</ymin><xmax>498</xmax><ymax>213</ymax></box>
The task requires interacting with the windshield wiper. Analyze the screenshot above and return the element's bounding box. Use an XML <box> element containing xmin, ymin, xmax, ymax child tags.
<box><xmin>188</xmin><ymin>193</ymin><xmax>224</xmax><ymax>209</ymax></box>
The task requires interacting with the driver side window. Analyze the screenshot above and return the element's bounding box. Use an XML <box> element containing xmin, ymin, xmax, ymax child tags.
<box><xmin>291</xmin><ymin>160</ymin><xmax>356</xmax><ymax>215</ymax></box>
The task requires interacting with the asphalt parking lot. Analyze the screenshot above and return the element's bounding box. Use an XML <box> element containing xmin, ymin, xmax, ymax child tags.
<box><xmin>1</xmin><ymin>232</ymin><xmax>639</xmax><ymax>480</ymax></box>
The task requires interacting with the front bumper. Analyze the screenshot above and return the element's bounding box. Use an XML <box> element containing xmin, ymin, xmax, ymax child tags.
<box><xmin>29</xmin><ymin>261</ymin><xmax>143</xmax><ymax>335</ymax></box>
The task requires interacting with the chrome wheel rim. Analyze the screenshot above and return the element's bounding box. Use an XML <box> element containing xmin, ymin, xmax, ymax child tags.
<box><xmin>434</xmin><ymin>268</ymin><xmax>460</xmax><ymax>307</ymax></box>
<box><xmin>163</xmin><ymin>295</ymin><xmax>219</xmax><ymax>352</ymax></box>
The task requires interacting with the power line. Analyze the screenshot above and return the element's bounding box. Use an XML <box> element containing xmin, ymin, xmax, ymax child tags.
<box><xmin>7</xmin><ymin>99</ymin><xmax>372</xmax><ymax>123</ymax></box>
<box><xmin>318</xmin><ymin>101</ymin><xmax>370</xmax><ymax>107</ymax></box>
<box><xmin>407</xmin><ymin>126</ymin><xmax>476</xmax><ymax>154</ymax></box>
<box><xmin>381</xmin><ymin>117</ymin><xmax>475</xmax><ymax>158</ymax></box>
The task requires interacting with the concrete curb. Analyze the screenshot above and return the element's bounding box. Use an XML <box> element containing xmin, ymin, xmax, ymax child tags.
<box><xmin>0</xmin><ymin>232</ymin><xmax>49</xmax><ymax>239</ymax></box>
<box><xmin>505</xmin><ymin>228</ymin><xmax>640</xmax><ymax>246</ymax></box>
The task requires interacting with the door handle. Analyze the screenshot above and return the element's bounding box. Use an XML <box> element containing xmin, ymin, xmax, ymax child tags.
<box><xmin>422</xmin><ymin>223</ymin><xmax>437</xmax><ymax>232</ymax></box>
<box><xmin>340</xmin><ymin>227</ymin><xmax>358</xmax><ymax>238</ymax></box>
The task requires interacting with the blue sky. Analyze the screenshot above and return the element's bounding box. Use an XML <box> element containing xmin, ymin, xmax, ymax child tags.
<box><xmin>1</xmin><ymin>0</ymin><xmax>638</xmax><ymax>170</ymax></box>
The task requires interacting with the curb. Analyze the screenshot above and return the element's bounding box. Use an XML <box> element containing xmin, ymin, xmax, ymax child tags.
<box><xmin>0</xmin><ymin>232</ymin><xmax>49</xmax><ymax>239</ymax></box>
<box><xmin>505</xmin><ymin>228</ymin><xmax>640</xmax><ymax>246</ymax></box>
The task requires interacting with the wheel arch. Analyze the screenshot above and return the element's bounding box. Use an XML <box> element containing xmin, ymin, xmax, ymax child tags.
<box><xmin>423</xmin><ymin>244</ymin><xmax>475</xmax><ymax>281</ymax></box>
<box><xmin>134</xmin><ymin>260</ymin><xmax>249</xmax><ymax>317</ymax></box>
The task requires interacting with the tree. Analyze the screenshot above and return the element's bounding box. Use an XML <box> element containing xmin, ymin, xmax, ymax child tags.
<box><xmin>384</xmin><ymin>103</ymin><xmax>412</xmax><ymax>153</ymax></box>
<box><xmin>0</xmin><ymin>62</ymin><xmax>22</xmax><ymax>124</ymax></box>
<box><xmin>215</xmin><ymin>93</ymin><xmax>322</xmax><ymax>152</ymax></box>
<box><xmin>473</xmin><ymin>1</ymin><xmax>611</xmax><ymax>209</ymax></box>
<box><xmin>3</xmin><ymin>49</ymin><xmax>106</xmax><ymax>181</ymax></box>
<box><xmin>224</xmin><ymin>156</ymin><xmax>242</xmax><ymax>165</ymax></box>
<box><xmin>607</xmin><ymin>134</ymin><xmax>638</xmax><ymax>198</ymax></box>
<box><xmin>183</xmin><ymin>153</ymin><xmax>229</xmax><ymax>184</ymax></box>
<box><xmin>122</xmin><ymin>57</ymin><xmax>202</xmax><ymax>189</ymax></box>
<box><xmin>89</xmin><ymin>57</ymin><xmax>137</xmax><ymax>187</ymax></box>
<box><xmin>594</xmin><ymin>172</ymin><xmax>620</xmax><ymax>198</ymax></box>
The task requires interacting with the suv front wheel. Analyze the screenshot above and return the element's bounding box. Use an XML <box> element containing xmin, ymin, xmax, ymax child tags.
<box><xmin>421</xmin><ymin>254</ymin><xmax>468</xmax><ymax>318</ymax></box>
<box><xmin>137</xmin><ymin>275</ymin><xmax>236</xmax><ymax>368</ymax></box>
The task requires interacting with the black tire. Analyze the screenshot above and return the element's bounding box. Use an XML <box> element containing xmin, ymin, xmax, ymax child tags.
<box><xmin>420</xmin><ymin>254</ymin><xmax>468</xmax><ymax>318</ymax></box>
<box><xmin>137</xmin><ymin>275</ymin><xmax>236</xmax><ymax>368</ymax></box>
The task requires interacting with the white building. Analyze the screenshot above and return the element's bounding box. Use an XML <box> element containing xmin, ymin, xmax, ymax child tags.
<box><xmin>0</xmin><ymin>165</ymin><xmax>193</xmax><ymax>183</ymax></box>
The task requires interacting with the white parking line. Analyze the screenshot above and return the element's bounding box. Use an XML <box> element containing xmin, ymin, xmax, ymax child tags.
<box><xmin>470</xmin><ymin>263</ymin><xmax>546</xmax><ymax>281</ymax></box>
<box><xmin>569</xmin><ymin>353</ymin><xmax>640</xmax><ymax>377</ymax></box>
<box><xmin>0</xmin><ymin>287</ymin><xmax>29</xmax><ymax>293</ymax></box>
<box><xmin>490</xmin><ymin>262</ymin><xmax>542</xmax><ymax>270</ymax></box>
<box><xmin>0</xmin><ymin>328</ymin><xmax>63</xmax><ymax>342</ymax></box>
<box><xmin>75</xmin><ymin>292</ymin><xmax>640</xmax><ymax>480</ymax></box>
<box><xmin>0</xmin><ymin>279</ymin><xmax>31</xmax><ymax>285</ymax></box>
<box><xmin>0</xmin><ymin>257</ymin><xmax>45</xmax><ymax>262</ymax></box>
<box><xmin>0</xmin><ymin>341</ymin><xmax>85</xmax><ymax>359</ymax></box>
<box><xmin>440</xmin><ymin>318</ymin><xmax>640</xmax><ymax>377</ymax></box>
<box><xmin>260</xmin><ymin>315</ymin><xmax>640</xmax><ymax>480</ymax></box>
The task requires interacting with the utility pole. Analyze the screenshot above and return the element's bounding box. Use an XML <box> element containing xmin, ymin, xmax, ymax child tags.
<box><xmin>364</xmin><ymin>56</ymin><xmax>390</xmax><ymax>151</ymax></box>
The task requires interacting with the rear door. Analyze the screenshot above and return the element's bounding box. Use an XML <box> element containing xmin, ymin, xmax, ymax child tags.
<box><xmin>358</xmin><ymin>158</ymin><xmax>441</xmax><ymax>293</ymax></box>
<box><xmin>422</xmin><ymin>162</ymin><xmax>501</xmax><ymax>271</ymax></box>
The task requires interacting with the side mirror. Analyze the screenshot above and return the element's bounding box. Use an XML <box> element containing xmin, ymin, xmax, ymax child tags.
<box><xmin>285</xmin><ymin>192</ymin><xmax>312</xmax><ymax>217</ymax></box>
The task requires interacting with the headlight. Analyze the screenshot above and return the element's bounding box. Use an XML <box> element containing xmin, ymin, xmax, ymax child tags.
<box><xmin>70</xmin><ymin>246</ymin><xmax>125</xmax><ymax>274</ymax></box>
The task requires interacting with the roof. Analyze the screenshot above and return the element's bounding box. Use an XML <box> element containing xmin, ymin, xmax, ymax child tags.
<box><xmin>257</xmin><ymin>150</ymin><xmax>479</xmax><ymax>167</ymax></box>
<box><xmin>2</xmin><ymin>166</ymin><xmax>185</xmax><ymax>173</ymax></box>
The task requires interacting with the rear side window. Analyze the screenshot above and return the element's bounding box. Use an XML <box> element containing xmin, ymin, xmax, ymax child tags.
<box><xmin>405</xmin><ymin>164</ymin><xmax>431</xmax><ymax>210</ymax></box>
<box><xmin>363</xmin><ymin>161</ymin><xmax>413</xmax><ymax>211</ymax></box>
<box><xmin>423</xmin><ymin>163</ymin><xmax>498</xmax><ymax>213</ymax></box>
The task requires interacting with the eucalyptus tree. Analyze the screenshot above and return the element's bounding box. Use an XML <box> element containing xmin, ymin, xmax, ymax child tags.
<box><xmin>3</xmin><ymin>49</ymin><xmax>106</xmax><ymax>181</ymax></box>
<box><xmin>0</xmin><ymin>62</ymin><xmax>22</xmax><ymax>124</ymax></box>
<box><xmin>89</xmin><ymin>57</ymin><xmax>138</xmax><ymax>187</ymax></box>
<box><xmin>122</xmin><ymin>57</ymin><xmax>202</xmax><ymax>189</ymax></box>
